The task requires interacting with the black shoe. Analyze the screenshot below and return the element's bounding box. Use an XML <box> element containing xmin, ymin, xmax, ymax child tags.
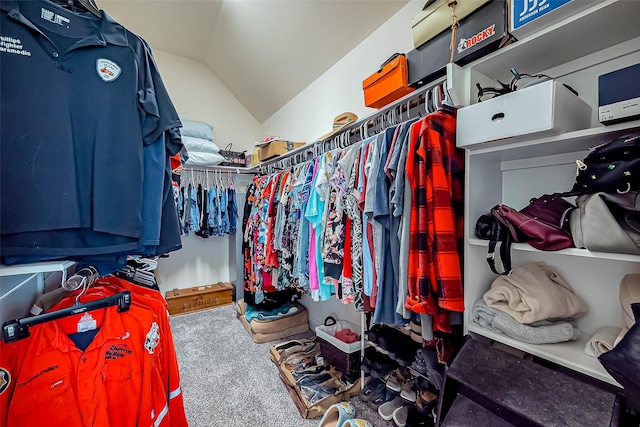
<box><xmin>406</xmin><ymin>403</ymin><xmax>435</xmax><ymax>427</ymax></box>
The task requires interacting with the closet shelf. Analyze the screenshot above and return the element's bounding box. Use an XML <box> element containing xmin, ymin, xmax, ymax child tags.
<box><xmin>467</xmin><ymin>323</ymin><xmax>620</xmax><ymax>388</ymax></box>
<box><xmin>468</xmin><ymin>238</ymin><xmax>640</xmax><ymax>263</ymax></box>
<box><xmin>467</xmin><ymin>0</ymin><xmax>640</xmax><ymax>83</ymax></box>
<box><xmin>465</xmin><ymin>120</ymin><xmax>640</xmax><ymax>160</ymax></box>
<box><xmin>0</xmin><ymin>260</ymin><xmax>75</xmax><ymax>277</ymax></box>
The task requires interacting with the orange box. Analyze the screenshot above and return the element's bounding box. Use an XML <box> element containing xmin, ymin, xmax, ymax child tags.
<box><xmin>362</xmin><ymin>53</ymin><xmax>415</xmax><ymax>109</ymax></box>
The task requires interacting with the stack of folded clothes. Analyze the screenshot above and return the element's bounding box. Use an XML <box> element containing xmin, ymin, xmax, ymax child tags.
<box><xmin>473</xmin><ymin>262</ymin><xmax>588</xmax><ymax>344</ymax></box>
<box><xmin>235</xmin><ymin>299</ymin><xmax>309</xmax><ymax>343</ymax></box>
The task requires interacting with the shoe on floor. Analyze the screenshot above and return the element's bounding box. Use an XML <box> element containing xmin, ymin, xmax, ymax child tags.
<box><xmin>393</xmin><ymin>404</ymin><xmax>411</xmax><ymax>427</ymax></box>
<box><xmin>386</xmin><ymin>369</ymin><xmax>405</xmax><ymax>393</ymax></box>
<box><xmin>274</xmin><ymin>337</ymin><xmax>313</xmax><ymax>353</ymax></box>
<box><xmin>359</xmin><ymin>378</ymin><xmax>383</xmax><ymax>402</ymax></box>
<box><xmin>418</xmin><ymin>388</ymin><xmax>438</xmax><ymax>405</ymax></box>
<box><xmin>343</xmin><ymin>419</ymin><xmax>373</xmax><ymax>427</ymax></box>
<box><xmin>367</xmin><ymin>385</ymin><xmax>394</xmax><ymax>410</ymax></box>
<box><xmin>378</xmin><ymin>396</ymin><xmax>408</xmax><ymax>421</ymax></box>
<box><xmin>406</xmin><ymin>403</ymin><xmax>435</xmax><ymax>427</ymax></box>
<box><xmin>276</xmin><ymin>338</ymin><xmax>316</xmax><ymax>357</ymax></box>
<box><xmin>400</xmin><ymin>387</ymin><xmax>417</xmax><ymax>403</ymax></box>
<box><xmin>317</xmin><ymin>401</ymin><xmax>356</xmax><ymax>427</ymax></box>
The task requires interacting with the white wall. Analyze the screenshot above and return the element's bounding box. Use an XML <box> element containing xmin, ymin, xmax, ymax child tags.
<box><xmin>262</xmin><ymin>0</ymin><xmax>425</xmax><ymax>329</ymax></box>
<box><xmin>262</xmin><ymin>0</ymin><xmax>424</xmax><ymax>145</ymax></box>
<box><xmin>153</xmin><ymin>50</ymin><xmax>263</xmax><ymax>154</ymax></box>
<box><xmin>151</xmin><ymin>50</ymin><xmax>262</xmax><ymax>295</ymax></box>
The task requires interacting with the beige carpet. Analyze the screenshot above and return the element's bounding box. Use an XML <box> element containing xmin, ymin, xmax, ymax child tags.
<box><xmin>169</xmin><ymin>304</ymin><xmax>391</xmax><ymax>426</ymax></box>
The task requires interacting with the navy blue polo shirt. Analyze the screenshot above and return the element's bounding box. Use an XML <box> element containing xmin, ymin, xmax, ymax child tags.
<box><xmin>0</xmin><ymin>0</ymin><xmax>182</xmax><ymax>256</ymax></box>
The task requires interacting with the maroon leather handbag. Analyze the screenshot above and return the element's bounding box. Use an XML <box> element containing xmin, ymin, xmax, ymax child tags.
<box><xmin>491</xmin><ymin>194</ymin><xmax>575</xmax><ymax>251</ymax></box>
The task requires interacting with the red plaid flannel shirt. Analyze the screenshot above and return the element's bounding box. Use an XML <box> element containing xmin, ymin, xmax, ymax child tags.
<box><xmin>405</xmin><ymin>109</ymin><xmax>465</xmax><ymax>332</ymax></box>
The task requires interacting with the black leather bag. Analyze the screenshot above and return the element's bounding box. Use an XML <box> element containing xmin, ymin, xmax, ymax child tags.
<box><xmin>599</xmin><ymin>303</ymin><xmax>640</xmax><ymax>411</ymax></box>
<box><xmin>570</xmin><ymin>133</ymin><xmax>640</xmax><ymax>195</ymax></box>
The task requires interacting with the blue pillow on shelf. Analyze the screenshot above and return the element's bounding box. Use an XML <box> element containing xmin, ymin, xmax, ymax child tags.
<box><xmin>181</xmin><ymin>119</ymin><xmax>215</xmax><ymax>142</ymax></box>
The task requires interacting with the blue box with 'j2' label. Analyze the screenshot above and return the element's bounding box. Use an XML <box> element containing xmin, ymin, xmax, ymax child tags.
<box><xmin>512</xmin><ymin>0</ymin><xmax>573</xmax><ymax>29</ymax></box>
<box><xmin>509</xmin><ymin>0</ymin><xmax>602</xmax><ymax>38</ymax></box>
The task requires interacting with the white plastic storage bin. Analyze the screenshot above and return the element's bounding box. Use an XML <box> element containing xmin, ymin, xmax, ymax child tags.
<box><xmin>457</xmin><ymin>79</ymin><xmax>591</xmax><ymax>148</ymax></box>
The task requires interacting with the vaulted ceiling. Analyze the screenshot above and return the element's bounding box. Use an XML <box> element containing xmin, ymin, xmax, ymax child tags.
<box><xmin>101</xmin><ymin>0</ymin><xmax>409</xmax><ymax>123</ymax></box>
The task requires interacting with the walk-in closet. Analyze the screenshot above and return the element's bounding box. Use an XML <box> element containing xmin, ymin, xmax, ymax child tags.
<box><xmin>2</xmin><ymin>0</ymin><xmax>640</xmax><ymax>426</ymax></box>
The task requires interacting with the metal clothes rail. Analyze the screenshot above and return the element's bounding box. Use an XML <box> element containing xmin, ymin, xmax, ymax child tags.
<box><xmin>251</xmin><ymin>74</ymin><xmax>448</xmax><ymax>175</ymax></box>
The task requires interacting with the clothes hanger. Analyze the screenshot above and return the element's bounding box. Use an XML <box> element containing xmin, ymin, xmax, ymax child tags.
<box><xmin>3</xmin><ymin>291</ymin><xmax>131</xmax><ymax>343</ymax></box>
<box><xmin>228</xmin><ymin>171</ymin><xmax>234</xmax><ymax>190</ymax></box>
<box><xmin>441</xmin><ymin>80</ymin><xmax>455</xmax><ymax>109</ymax></box>
<box><xmin>64</xmin><ymin>266</ymin><xmax>98</xmax><ymax>293</ymax></box>
<box><xmin>54</xmin><ymin>0</ymin><xmax>101</xmax><ymax>18</ymax></box>
<box><xmin>217</xmin><ymin>170</ymin><xmax>224</xmax><ymax>190</ymax></box>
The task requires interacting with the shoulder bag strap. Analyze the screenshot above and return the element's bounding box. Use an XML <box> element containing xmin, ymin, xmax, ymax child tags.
<box><xmin>486</xmin><ymin>221</ymin><xmax>513</xmax><ymax>275</ymax></box>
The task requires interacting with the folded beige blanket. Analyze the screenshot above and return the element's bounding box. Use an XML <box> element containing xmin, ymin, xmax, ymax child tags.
<box><xmin>484</xmin><ymin>262</ymin><xmax>588</xmax><ymax>324</ymax></box>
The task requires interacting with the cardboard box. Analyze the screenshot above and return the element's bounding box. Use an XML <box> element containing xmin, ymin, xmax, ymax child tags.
<box><xmin>165</xmin><ymin>282</ymin><xmax>233</xmax><ymax>315</ymax></box>
<box><xmin>250</xmin><ymin>149</ymin><xmax>260</xmax><ymax>166</ymax></box>
<box><xmin>276</xmin><ymin>362</ymin><xmax>361</xmax><ymax>419</ymax></box>
<box><xmin>362</xmin><ymin>54</ymin><xmax>415</xmax><ymax>109</ymax></box>
<box><xmin>257</xmin><ymin>140</ymin><xmax>305</xmax><ymax>162</ymax></box>
<box><xmin>456</xmin><ymin>80</ymin><xmax>592</xmax><ymax>148</ymax></box>
<box><xmin>510</xmin><ymin>0</ymin><xmax>603</xmax><ymax>39</ymax></box>
<box><xmin>407</xmin><ymin>0</ymin><xmax>512</xmax><ymax>88</ymax></box>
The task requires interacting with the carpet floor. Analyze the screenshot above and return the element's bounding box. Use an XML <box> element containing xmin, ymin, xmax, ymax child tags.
<box><xmin>170</xmin><ymin>304</ymin><xmax>395</xmax><ymax>427</ymax></box>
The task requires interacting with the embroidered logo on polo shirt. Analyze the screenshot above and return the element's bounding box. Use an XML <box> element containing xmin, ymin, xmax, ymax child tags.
<box><xmin>144</xmin><ymin>322</ymin><xmax>160</xmax><ymax>354</ymax></box>
<box><xmin>96</xmin><ymin>59</ymin><xmax>121</xmax><ymax>82</ymax></box>
<box><xmin>0</xmin><ymin>368</ymin><xmax>10</xmax><ymax>395</ymax></box>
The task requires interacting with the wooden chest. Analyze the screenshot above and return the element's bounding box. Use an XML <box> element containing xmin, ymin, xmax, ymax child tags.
<box><xmin>165</xmin><ymin>282</ymin><xmax>233</xmax><ymax>315</ymax></box>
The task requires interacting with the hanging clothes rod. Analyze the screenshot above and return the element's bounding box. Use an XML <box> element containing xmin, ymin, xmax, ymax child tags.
<box><xmin>253</xmin><ymin>75</ymin><xmax>447</xmax><ymax>175</ymax></box>
<box><xmin>174</xmin><ymin>165</ymin><xmax>253</xmax><ymax>175</ymax></box>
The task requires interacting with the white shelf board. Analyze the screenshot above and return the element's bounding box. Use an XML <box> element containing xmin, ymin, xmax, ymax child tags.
<box><xmin>0</xmin><ymin>260</ymin><xmax>75</xmax><ymax>277</ymax></box>
<box><xmin>468</xmin><ymin>0</ymin><xmax>640</xmax><ymax>82</ymax></box>
<box><xmin>467</xmin><ymin>322</ymin><xmax>621</xmax><ymax>388</ymax></box>
<box><xmin>468</xmin><ymin>238</ymin><xmax>640</xmax><ymax>263</ymax></box>
<box><xmin>247</xmin><ymin>142</ymin><xmax>314</xmax><ymax>172</ymax></box>
<box><xmin>464</xmin><ymin>120</ymin><xmax>640</xmax><ymax>160</ymax></box>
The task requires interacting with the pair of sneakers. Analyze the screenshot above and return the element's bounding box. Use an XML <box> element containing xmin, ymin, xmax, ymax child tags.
<box><xmin>378</xmin><ymin>396</ymin><xmax>412</xmax><ymax>426</ymax></box>
<box><xmin>317</xmin><ymin>402</ymin><xmax>372</xmax><ymax>427</ymax></box>
<box><xmin>385</xmin><ymin>368</ymin><xmax>417</xmax><ymax>402</ymax></box>
<box><xmin>359</xmin><ymin>378</ymin><xmax>393</xmax><ymax>410</ymax></box>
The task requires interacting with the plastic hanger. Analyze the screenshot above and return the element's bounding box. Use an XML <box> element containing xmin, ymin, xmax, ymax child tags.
<box><xmin>54</xmin><ymin>0</ymin><xmax>101</xmax><ymax>18</ymax></box>
<box><xmin>228</xmin><ymin>171</ymin><xmax>234</xmax><ymax>190</ymax></box>
<box><xmin>3</xmin><ymin>291</ymin><xmax>131</xmax><ymax>343</ymax></box>
<box><xmin>64</xmin><ymin>266</ymin><xmax>98</xmax><ymax>293</ymax></box>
